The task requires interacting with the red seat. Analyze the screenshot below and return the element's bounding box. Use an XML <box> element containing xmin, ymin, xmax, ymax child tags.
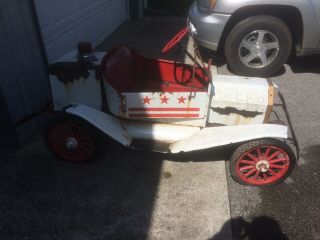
<box><xmin>101</xmin><ymin>46</ymin><xmax>139</xmax><ymax>93</ymax></box>
<box><xmin>101</xmin><ymin>46</ymin><xmax>209</xmax><ymax>93</ymax></box>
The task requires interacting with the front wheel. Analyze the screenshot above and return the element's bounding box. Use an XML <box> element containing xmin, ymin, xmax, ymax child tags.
<box><xmin>225</xmin><ymin>16</ymin><xmax>293</xmax><ymax>77</ymax></box>
<box><xmin>45</xmin><ymin>116</ymin><xmax>96</xmax><ymax>163</ymax></box>
<box><xmin>229</xmin><ymin>139</ymin><xmax>296</xmax><ymax>187</ymax></box>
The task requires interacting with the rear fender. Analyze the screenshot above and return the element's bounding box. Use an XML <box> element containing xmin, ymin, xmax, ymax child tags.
<box><xmin>170</xmin><ymin>124</ymin><xmax>288</xmax><ymax>153</ymax></box>
<box><xmin>65</xmin><ymin>104</ymin><xmax>131</xmax><ymax>146</ymax></box>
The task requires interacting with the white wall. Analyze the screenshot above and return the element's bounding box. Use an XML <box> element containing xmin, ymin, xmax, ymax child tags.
<box><xmin>34</xmin><ymin>0</ymin><xmax>127</xmax><ymax>63</ymax></box>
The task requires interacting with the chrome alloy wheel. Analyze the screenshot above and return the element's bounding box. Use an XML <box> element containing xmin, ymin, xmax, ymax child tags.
<box><xmin>238</xmin><ymin>30</ymin><xmax>280</xmax><ymax>68</ymax></box>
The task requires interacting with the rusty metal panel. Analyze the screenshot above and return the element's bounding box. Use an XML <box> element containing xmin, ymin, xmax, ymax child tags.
<box><xmin>0</xmin><ymin>0</ymin><xmax>50</xmax><ymax>147</ymax></box>
<box><xmin>208</xmin><ymin>75</ymin><xmax>271</xmax><ymax>126</ymax></box>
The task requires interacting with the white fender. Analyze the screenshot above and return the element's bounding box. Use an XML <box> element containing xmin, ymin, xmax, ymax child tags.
<box><xmin>123</xmin><ymin>121</ymin><xmax>201</xmax><ymax>143</ymax></box>
<box><xmin>170</xmin><ymin>124</ymin><xmax>288</xmax><ymax>153</ymax></box>
<box><xmin>65</xmin><ymin>104</ymin><xmax>131</xmax><ymax>146</ymax></box>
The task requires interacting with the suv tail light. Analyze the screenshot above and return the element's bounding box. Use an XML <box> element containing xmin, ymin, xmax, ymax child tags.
<box><xmin>197</xmin><ymin>0</ymin><xmax>217</xmax><ymax>14</ymax></box>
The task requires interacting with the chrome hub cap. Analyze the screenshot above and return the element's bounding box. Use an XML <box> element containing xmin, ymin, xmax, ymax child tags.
<box><xmin>239</xmin><ymin>30</ymin><xmax>280</xmax><ymax>68</ymax></box>
<box><xmin>65</xmin><ymin>137</ymin><xmax>78</xmax><ymax>149</ymax></box>
<box><xmin>254</xmin><ymin>44</ymin><xmax>265</xmax><ymax>54</ymax></box>
<box><xmin>256</xmin><ymin>160</ymin><xmax>270</xmax><ymax>173</ymax></box>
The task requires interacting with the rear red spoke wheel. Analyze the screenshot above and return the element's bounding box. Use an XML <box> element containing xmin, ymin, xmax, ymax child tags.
<box><xmin>47</xmin><ymin>122</ymin><xmax>95</xmax><ymax>162</ymax></box>
<box><xmin>269</xmin><ymin>158</ymin><xmax>288</xmax><ymax>164</ymax></box>
<box><xmin>235</xmin><ymin>144</ymin><xmax>291</xmax><ymax>186</ymax></box>
<box><xmin>243</xmin><ymin>169</ymin><xmax>257</xmax><ymax>179</ymax></box>
<box><xmin>247</xmin><ymin>152</ymin><xmax>258</xmax><ymax>162</ymax></box>
<box><xmin>256</xmin><ymin>148</ymin><xmax>262</xmax><ymax>158</ymax></box>
<box><xmin>239</xmin><ymin>165</ymin><xmax>255</xmax><ymax>171</ymax></box>
<box><xmin>267</xmin><ymin>151</ymin><xmax>281</xmax><ymax>161</ymax></box>
<box><xmin>268</xmin><ymin>168</ymin><xmax>278</xmax><ymax>176</ymax></box>
<box><xmin>239</xmin><ymin>159</ymin><xmax>256</xmax><ymax>165</ymax></box>
<box><xmin>269</xmin><ymin>164</ymin><xmax>286</xmax><ymax>169</ymax></box>
<box><xmin>253</xmin><ymin>170</ymin><xmax>260</xmax><ymax>179</ymax></box>
<box><xmin>262</xmin><ymin>173</ymin><xmax>268</xmax><ymax>180</ymax></box>
<box><xmin>264</xmin><ymin>147</ymin><xmax>272</xmax><ymax>158</ymax></box>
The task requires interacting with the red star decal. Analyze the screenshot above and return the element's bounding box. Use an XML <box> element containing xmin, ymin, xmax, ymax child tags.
<box><xmin>142</xmin><ymin>96</ymin><xmax>152</xmax><ymax>104</ymax></box>
<box><xmin>160</xmin><ymin>95</ymin><xmax>170</xmax><ymax>104</ymax></box>
<box><xmin>178</xmin><ymin>96</ymin><xmax>187</xmax><ymax>104</ymax></box>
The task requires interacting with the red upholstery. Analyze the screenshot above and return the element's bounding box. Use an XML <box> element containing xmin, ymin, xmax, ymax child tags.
<box><xmin>101</xmin><ymin>46</ymin><xmax>209</xmax><ymax>93</ymax></box>
<box><xmin>101</xmin><ymin>46</ymin><xmax>137</xmax><ymax>93</ymax></box>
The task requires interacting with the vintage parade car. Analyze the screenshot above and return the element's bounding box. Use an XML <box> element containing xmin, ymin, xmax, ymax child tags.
<box><xmin>47</xmin><ymin>28</ymin><xmax>298</xmax><ymax>186</ymax></box>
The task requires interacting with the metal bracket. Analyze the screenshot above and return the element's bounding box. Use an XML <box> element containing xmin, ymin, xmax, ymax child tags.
<box><xmin>274</xmin><ymin>92</ymin><xmax>300</xmax><ymax>161</ymax></box>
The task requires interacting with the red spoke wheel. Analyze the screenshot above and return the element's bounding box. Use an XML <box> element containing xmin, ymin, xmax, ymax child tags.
<box><xmin>230</xmin><ymin>139</ymin><xmax>296</xmax><ymax>186</ymax></box>
<box><xmin>46</xmin><ymin>120</ymin><xmax>95</xmax><ymax>162</ymax></box>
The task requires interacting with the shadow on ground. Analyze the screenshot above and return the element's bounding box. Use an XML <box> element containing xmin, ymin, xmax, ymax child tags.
<box><xmin>211</xmin><ymin>217</ymin><xmax>288</xmax><ymax>240</ymax></box>
<box><xmin>0</xmin><ymin>139</ymin><xmax>162</xmax><ymax>239</ymax></box>
<box><xmin>0</xmin><ymin>136</ymin><xmax>231</xmax><ymax>239</ymax></box>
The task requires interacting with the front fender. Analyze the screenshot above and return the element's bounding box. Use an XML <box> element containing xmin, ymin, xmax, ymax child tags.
<box><xmin>170</xmin><ymin>124</ymin><xmax>288</xmax><ymax>153</ymax></box>
<box><xmin>65</xmin><ymin>104</ymin><xmax>131</xmax><ymax>146</ymax></box>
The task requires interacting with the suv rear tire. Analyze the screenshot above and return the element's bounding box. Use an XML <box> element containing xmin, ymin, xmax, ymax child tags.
<box><xmin>225</xmin><ymin>15</ymin><xmax>292</xmax><ymax>77</ymax></box>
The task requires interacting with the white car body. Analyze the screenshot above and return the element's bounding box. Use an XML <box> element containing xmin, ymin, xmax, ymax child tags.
<box><xmin>49</xmin><ymin>48</ymin><xmax>287</xmax><ymax>153</ymax></box>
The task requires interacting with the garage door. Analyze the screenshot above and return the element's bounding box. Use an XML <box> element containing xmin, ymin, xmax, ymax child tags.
<box><xmin>34</xmin><ymin>0</ymin><xmax>127</xmax><ymax>63</ymax></box>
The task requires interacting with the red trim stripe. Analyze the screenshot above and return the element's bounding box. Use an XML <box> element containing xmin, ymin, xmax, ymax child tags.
<box><xmin>129</xmin><ymin>108</ymin><xmax>200</xmax><ymax>112</ymax></box>
<box><xmin>129</xmin><ymin>114</ymin><xmax>200</xmax><ymax>118</ymax></box>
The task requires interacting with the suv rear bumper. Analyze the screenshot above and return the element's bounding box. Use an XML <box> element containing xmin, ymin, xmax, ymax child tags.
<box><xmin>188</xmin><ymin>3</ymin><xmax>231</xmax><ymax>51</ymax></box>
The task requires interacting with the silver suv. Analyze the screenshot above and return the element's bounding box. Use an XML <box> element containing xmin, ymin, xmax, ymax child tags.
<box><xmin>188</xmin><ymin>0</ymin><xmax>320</xmax><ymax>77</ymax></box>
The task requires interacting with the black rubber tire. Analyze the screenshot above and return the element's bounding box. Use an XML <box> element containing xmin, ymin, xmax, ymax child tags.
<box><xmin>44</xmin><ymin>113</ymin><xmax>97</xmax><ymax>163</ymax></box>
<box><xmin>229</xmin><ymin>139</ymin><xmax>296</xmax><ymax>187</ymax></box>
<box><xmin>225</xmin><ymin>15</ymin><xmax>293</xmax><ymax>77</ymax></box>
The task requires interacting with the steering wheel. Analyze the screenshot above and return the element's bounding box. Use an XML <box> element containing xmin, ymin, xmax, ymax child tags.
<box><xmin>162</xmin><ymin>27</ymin><xmax>189</xmax><ymax>54</ymax></box>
